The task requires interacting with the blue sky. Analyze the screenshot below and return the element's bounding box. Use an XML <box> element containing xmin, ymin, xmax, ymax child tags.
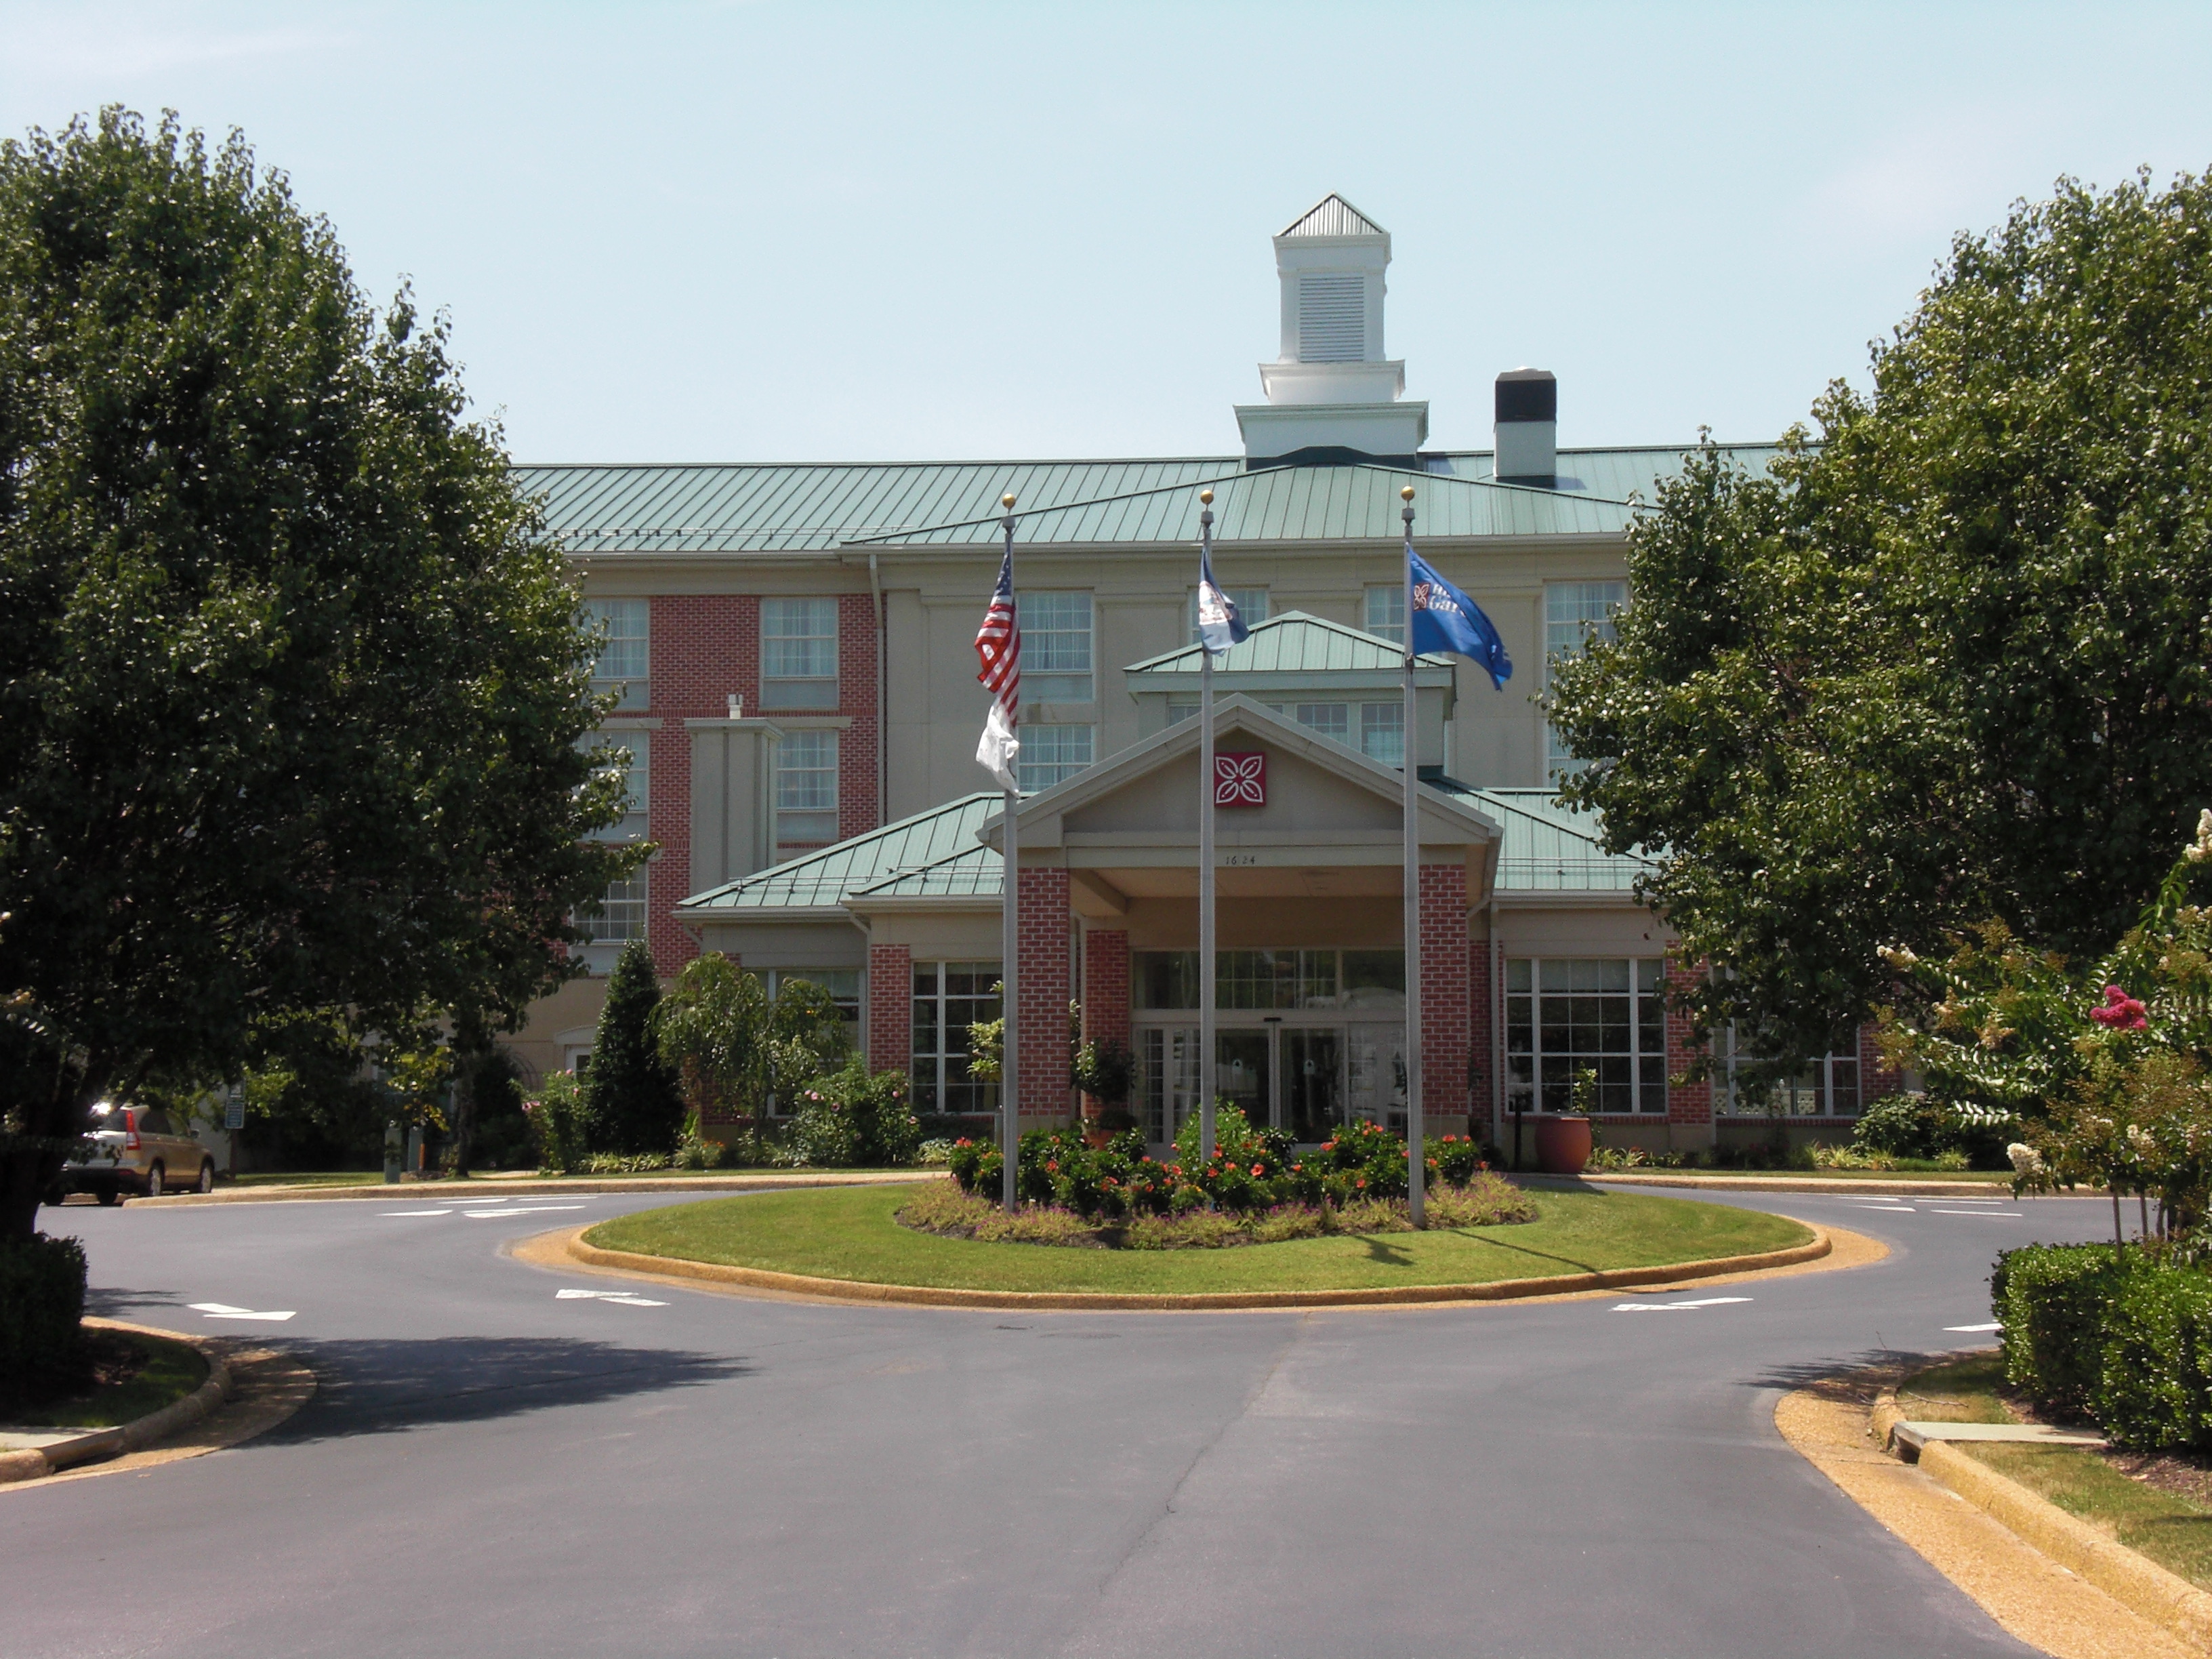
<box><xmin>5</xmin><ymin>1</ymin><xmax>2210</xmax><ymax>464</ymax></box>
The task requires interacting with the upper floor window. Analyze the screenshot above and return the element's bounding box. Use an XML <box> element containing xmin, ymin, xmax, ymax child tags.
<box><xmin>586</xmin><ymin>600</ymin><xmax>649</xmax><ymax>711</ymax></box>
<box><xmin>1187</xmin><ymin>587</ymin><xmax>1268</xmax><ymax>644</ymax></box>
<box><xmin>1544</xmin><ymin>580</ymin><xmax>1627</xmax><ymax>779</ymax></box>
<box><xmin>1020</xmin><ymin>592</ymin><xmax>1093</xmax><ymax>703</ymax></box>
<box><xmin>1359</xmin><ymin>701</ymin><xmax>1404</xmax><ymax>766</ymax></box>
<box><xmin>1017</xmin><ymin>724</ymin><xmax>1092</xmax><ymax>792</ymax></box>
<box><xmin>579</xmin><ymin>872</ymin><xmax>649</xmax><ymax>946</ymax></box>
<box><xmin>581</xmin><ymin>730</ymin><xmax>649</xmax><ymax>841</ymax></box>
<box><xmin>1363</xmin><ymin>584</ymin><xmax>1405</xmax><ymax>645</ymax></box>
<box><xmin>775</xmin><ymin>729</ymin><xmax>839</xmax><ymax>852</ymax></box>
<box><xmin>761</xmin><ymin>598</ymin><xmax>839</xmax><ymax>709</ymax></box>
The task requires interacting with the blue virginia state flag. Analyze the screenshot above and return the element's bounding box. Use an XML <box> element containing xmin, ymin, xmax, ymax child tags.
<box><xmin>1195</xmin><ymin>541</ymin><xmax>1249</xmax><ymax>657</ymax></box>
<box><xmin>1410</xmin><ymin>546</ymin><xmax>1513</xmax><ymax>691</ymax></box>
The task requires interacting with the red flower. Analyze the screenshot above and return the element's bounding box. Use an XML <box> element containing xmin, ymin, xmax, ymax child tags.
<box><xmin>2089</xmin><ymin>985</ymin><xmax>2149</xmax><ymax>1031</ymax></box>
<box><xmin>1251</xmin><ymin>1164</ymin><xmax>1265</xmax><ymax>1176</ymax></box>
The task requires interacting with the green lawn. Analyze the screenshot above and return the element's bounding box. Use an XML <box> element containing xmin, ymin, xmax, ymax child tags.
<box><xmin>584</xmin><ymin>1181</ymin><xmax>1813</xmax><ymax>1295</ymax></box>
<box><xmin>1902</xmin><ymin>1355</ymin><xmax>2212</xmax><ymax>1592</ymax></box>
<box><xmin>1584</xmin><ymin>1167</ymin><xmax>2016</xmax><ymax>1183</ymax></box>
<box><xmin>9</xmin><ymin>1328</ymin><xmax>208</xmax><ymax>1429</ymax></box>
<box><xmin>230</xmin><ymin>1171</ymin><xmax>386</xmax><ymax>1187</ymax></box>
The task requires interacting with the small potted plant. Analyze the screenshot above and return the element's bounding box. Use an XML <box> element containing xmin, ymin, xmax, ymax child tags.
<box><xmin>1071</xmin><ymin>1036</ymin><xmax>1135</xmax><ymax>1148</ymax></box>
<box><xmin>1534</xmin><ymin>1066</ymin><xmax>1597</xmax><ymax>1174</ymax></box>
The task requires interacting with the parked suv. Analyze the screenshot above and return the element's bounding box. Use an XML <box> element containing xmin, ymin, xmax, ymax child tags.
<box><xmin>56</xmin><ymin>1103</ymin><xmax>216</xmax><ymax>1204</ymax></box>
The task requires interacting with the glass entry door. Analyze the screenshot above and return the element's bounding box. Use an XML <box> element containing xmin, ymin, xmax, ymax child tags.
<box><xmin>1285</xmin><ymin>1029</ymin><xmax>1343</xmax><ymax>1141</ymax></box>
<box><xmin>1216</xmin><ymin>1031</ymin><xmax>1271</xmax><ymax>1129</ymax></box>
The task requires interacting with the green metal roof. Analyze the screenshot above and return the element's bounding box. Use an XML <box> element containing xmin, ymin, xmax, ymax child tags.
<box><xmin>846</xmin><ymin>843</ymin><xmax>1003</xmax><ymax>901</ymax></box>
<box><xmin>520</xmin><ymin>445</ymin><xmax>1780</xmax><ymax>555</ymax></box>
<box><xmin>1124</xmin><ymin>611</ymin><xmax>1450</xmax><ymax>677</ymax></box>
<box><xmin>678</xmin><ymin>792</ymin><xmax>1004</xmax><ymax>913</ymax></box>
<box><xmin>1446</xmin><ymin>785</ymin><xmax>1659</xmax><ymax>893</ymax></box>
<box><xmin>855</xmin><ymin>463</ymin><xmax>1639</xmax><ymax>547</ymax></box>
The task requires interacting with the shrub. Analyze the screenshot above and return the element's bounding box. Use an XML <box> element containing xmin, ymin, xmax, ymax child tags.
<box><xmin>1996</xmin><ymin>1243</ymin><xmax>2140</xmax><ymax>1417</ymax></box>
<box><xmin>783</xmin><ymin>1100</ymin><xmax>859</xmax><ymax>1168</ymax></box>
<box><xmin>525</xmin><ymin>1071</ymin><xmax>595</xmax><ymax>1174</ymax></box>
<box><xmin>947</xmin><ymin>1136</ymin><xmax>1004</xmax><ymax>1195</ymax></box>
<box><xmin>916</xmin><ymin>1138</ymin><xmax>956</xmax><ymax>1167</ymax></box>
<box><xmin>1854</xmin><ymin>1093</ymin><xmax>1945</xmax><ymax>1158</ymax></box>
<box><xmin>1071</xmin><ymin>1037</ymin><xmax>1135</xmax><ymax>1106</ymax></box>
<box><xmin>799</xmin><ymin>1059</ymin><xmax>923</xmax><ymax>1166</ymax></box>
<box><xmin>1425</xmin><ymin>1134</ymin><xmax>1485</xmax><ymax>1187</ymax></box>
<box><xmin>588</xmin><ymin>938</ymin><xmax>685</xmax><ymax>1155</ymax></box>
<box><xmin>2095</xmin><ymin>1262</ymin><xmax>2212</xmax><ymax>1452</ymax></box>
<box><xmin>579</xmin><ymin>1150</ymin><xmax>671</xmax><ymax>1174</ymax></box>
<box><xmin>0</xmin><ymin>1233</ymin><xmax>87</xmax><ymax>1410</ymax></box>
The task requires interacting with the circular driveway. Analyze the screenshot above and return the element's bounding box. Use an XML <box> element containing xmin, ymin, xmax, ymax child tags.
<box><xmin>6</xmin><ymin>1185</ymin><xmax>2128</xmax><ymax>1658</ymax></box>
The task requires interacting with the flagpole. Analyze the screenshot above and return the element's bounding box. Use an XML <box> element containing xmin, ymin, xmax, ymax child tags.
<box><xmin>1401</xmin><ymin>485</ymin><xmax>1425</xmax><ymax>1228</ymax></box>
<box><xmin>1197</xmin><ymin>487</ymin><xmax>1218</xmax><ymax>1164</ymax></box>
<box><xmin>999</xmin><ymin>494</ymin><xmax>1021</xmax><ymax>1213</ymax></box>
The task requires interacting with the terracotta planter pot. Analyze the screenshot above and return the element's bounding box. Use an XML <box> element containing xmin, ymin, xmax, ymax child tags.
<box><xmin>1533</xmin><ymin>1114</ymin><xmax>1593</xmax><ymax>1175</ymax></box>
<box><xmin>1082</xmin><ymin>1130</ymin><xmax>1113</xmax><ymax>1150</ymax></box>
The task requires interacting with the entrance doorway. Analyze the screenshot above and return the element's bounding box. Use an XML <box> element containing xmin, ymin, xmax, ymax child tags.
<box><xmin>1139</xmin><ymin>1021</ymin><xmax>1399</xmax><ymax>1145</ymax></box>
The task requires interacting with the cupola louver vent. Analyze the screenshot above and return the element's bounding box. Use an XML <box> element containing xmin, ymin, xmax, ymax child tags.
<box><xmin>1298</xmin><ymin>273</ymin><xmax>1365</xmax><ymax>363</ymax></box>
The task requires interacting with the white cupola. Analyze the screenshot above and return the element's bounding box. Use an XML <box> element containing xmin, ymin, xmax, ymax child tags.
<box><xmin>1235</xmin><ymin>194</ymin><xmax>1429</xmax><ymax>466</ymax></box>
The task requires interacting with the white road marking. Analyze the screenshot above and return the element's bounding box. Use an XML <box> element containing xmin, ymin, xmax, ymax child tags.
<box><xmin>188</xmin><ymin>1302</ymin><xmax>296</xmax><ymax>1321</ymax></box>
<box><xmin>381</xmin><ymin>1209</ymin><xmax>453</xmax><ymax>1216</ymax></box>
<box><xmin>1930</xmin><ymin>1209</ymin><xmax>2022</xmax><ymax>1218</ymax></box>
<box><xmin>464</xmin><ymin>1204</ymin><xmax>588</xmax><ymax>1217</ymax></box>
<box><xmin>554</xmin><ymin>1288</ymin><xmax>668</xmax><ymax>1307</ymax></box>
<box><xmin>1611</xmin><ymin>1296</ymin><xmax>1752</xmax><ymax>1313</ymax></box>
<box><xmin>1945</xmin><ymin>1322</ymin><xmax>2004</xmax><ymax>1332</ymax></box>
<box><xmin>1850</xmin><ymin>1204</ymin><xmax>1915</xmax><ymax>1211</ymax></box>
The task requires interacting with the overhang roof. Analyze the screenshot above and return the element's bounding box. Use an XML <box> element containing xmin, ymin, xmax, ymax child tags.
<box><xmin>1438</xmin><ymin>785</ymin><xmax>1659</xmax><ymax>893</ymax></box>
<box><xmin>1124</xmin><ymin>610</ymin><xmax>1451</xmax><ymax>678</ymax></box>
<box><xmin>678</xmin><ymin>792</ymin><xmax>1005</xmax><ymax>914</ymax></box>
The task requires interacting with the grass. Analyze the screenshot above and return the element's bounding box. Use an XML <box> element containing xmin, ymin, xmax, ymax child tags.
<box><xmin>7</xmin><ymin>1328</ymin><xmax>208</xmax><ymax>1430</ymax></box>
<box><xmin>584</xmin><ymin>1180</ymin><xmax>1812</xmax><ymax>1295</ymax></box>
<box><xmin>230</xmin><ymin>1170</ymin><xmax>385</xmax><ymax>1187</ymax></box>
<box><xmin>1581</xmin><ymin>1166</ymin><xmax>2015</xmax><ymax>1183</ymax></box>
<box><xmin>1900</xmin><ymin>1354</ymin><xmax>2212</xmax><ymax>1592</ymax></box>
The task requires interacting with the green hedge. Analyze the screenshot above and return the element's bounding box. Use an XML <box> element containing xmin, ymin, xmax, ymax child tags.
<box><xmin>0</xmin><ymin>1233</ymin><xmax>88</xmax><ymax>1410</ymax></box>
<box><xmin>1994</xmin><ymin>1244</ymin><xmax>2212</xmax><ymax>1451</ymax></box>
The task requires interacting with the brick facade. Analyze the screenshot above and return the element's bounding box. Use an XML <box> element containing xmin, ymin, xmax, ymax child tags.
<box><xmin>1858</xmin><ymin>1022</ymin><xmax>1902</xmax><ymax>1107</ymax></box>
<box><xmin>1081</xmin><ymin>929</ymin><xmax>1131</xmax><ymax>1052</ymax></box>
<box><xmin>867</xmin><ymin>943</ymin><xmax>912</xmax><ymax>1078</ymax></box>
<box><xmin>833</xmin><ymin>593</ymin><xmax>880</xmax><ymax>842</ymax></box>
<box><xmin>1664</xmin><ymin>957</ymin><xmax>1713</xmax><ymax>1128</ymax></box>
<box><xmin>1016</xmin><ymin>866</ymin><xmax>1073</xmax><ymax>1118</ymax></box>
<box><xmin>1465</xmin><ymin>939</ymin><xmax>1496</xmax><ymax>1141</ymax></box>
<box><xmin>1417</xmin><ymin>863</ymin><xmax>1470</xmax><ymax>1128</ymax></box>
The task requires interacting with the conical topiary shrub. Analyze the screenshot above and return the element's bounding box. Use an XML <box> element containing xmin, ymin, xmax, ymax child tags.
<box><xmin>587</xmin><ymin>939</ymin><xmax>684</xmax><ymax>1155</ymax></box>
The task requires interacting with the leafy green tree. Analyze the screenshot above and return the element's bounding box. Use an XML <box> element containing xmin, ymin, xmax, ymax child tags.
<box><xmin>1550</xmin><ymin>169</ymin><xmax>2212</xmax><ymax>1079</ymax></box>
<box><xmin>586</xmin><ymin>940</ymin><xmax>682</xmax><ymax>1155</ymax></box>
<box><xmin>0</xmin><ymin>110</ymin><xmax>634</xmax><ymax>1237</ymax></box>
<box><xmin>651</xmin><ymin>954</ymin><xmax>851</xmax><ymax>1130</ymax></box>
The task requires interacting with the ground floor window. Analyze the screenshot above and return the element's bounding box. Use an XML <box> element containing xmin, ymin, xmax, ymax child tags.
<box><xmin>1132</xmin><ymin>949</ymin><xmax>1404</xmax><ymax>1012</ymax></box>
<box><xmin>1713</xmin><ymin>1025</ymin><xmax>1861</xmax><ymax>1116</ymax></box>
<box><xmin>1506</xmin><ymin>958</ymin><xmax>1668</xmax><ymax>1115</ymax></box>
<box><xmin>912</xmin><ymin>960</ymin><xmax>1000</xmax><ymax>1115</ymax></box>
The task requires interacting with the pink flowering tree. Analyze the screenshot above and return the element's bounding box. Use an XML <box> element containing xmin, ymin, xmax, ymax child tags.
<box><xmin>1881</xmin><ymin>811</ymin><xmax>2212</xmax><ymax>1235</ymax></box>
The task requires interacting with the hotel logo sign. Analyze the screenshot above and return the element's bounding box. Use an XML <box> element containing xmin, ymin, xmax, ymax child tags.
<box><xmin>1214</xmin><ymin>751</ymin><xmax>1266</xmax><ymax>807</ymax></box>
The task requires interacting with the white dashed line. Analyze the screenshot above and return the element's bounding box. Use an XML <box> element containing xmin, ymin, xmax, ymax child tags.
<box><xmin>1929</xmin><ymin>1209</ymin><xmax>2022</xmax><ymax>1218</ymax></box>
<box><xmin>381</xmin><ymin>1209</ymin><xmax>453</xmax><ymax>1216</ymax></box>
<box><xmin>188</xmin><ymin>1302</ymin><xmax>297</xmax><ymax>1322</ymax></box>
<box><xmin>1945</xmin><ymin>1322</ymin><xmax>2004</xmax><ymax>1332</ymax></box>
<box><xmin>1611</xmin><ymin>1296</ymin><xmax>1752</xmax><ymax>1313</ymax></box>
<box><xmin>555</xmin><ymin>1288</ymin><xmax>668</xmax><ymax>1307</ymax></box>
<box><xmin>464</xmin><ymin>1204</ymin><xmax>588</xmax><ymax>1217</ymax></box>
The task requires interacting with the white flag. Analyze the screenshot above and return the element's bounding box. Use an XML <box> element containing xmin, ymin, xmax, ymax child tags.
<box><xmin>976</xmin><ymin>701</ymin><xmax>1020</xmax><ymax>791</ymax></box>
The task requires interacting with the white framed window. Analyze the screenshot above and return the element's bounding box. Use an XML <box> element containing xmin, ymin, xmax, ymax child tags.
<box><xmin>1505</xmin><ymin>958</ymin><xmax>1668</xmax><ymax>1115</ymax></box>
<box><xmin>1544</xmin><ymin>580</ymin><xmax>1627</xmax><ymax>778</ymax></box>
<box><xmin>761</xmin><ymin>597</ymin><xmax>838</xmax><ymax>710</ymax></box>
<box><xmin>1017</xmin><ymin>724</ymin><xmax>1092</xmax><ymax>792</ymax></box>
<box><xmin>1713</xmin><ymin>1027</ymin><xmax>1862</xmax><ymax>1118</ymax></box>
<box><xmin>1166</xmin><ymin>699</ymin><xmax>1199</xmax><ymax>727</ymax></box>
<box><xmin>912</xmin><ymin>961</ymin><xmax>1001</xmax><ymax>1115</ymax></box>
<box><xmin>1294</xmin><ymin>702</ymin><xmax>1349</xmax><ymax>743</ymax></box>
<box><xmin>1364</xmin><ymin>584</ymin><xmax>1405</xmax><ymax>644</ymax></box>
<box><xmin>1187</xmin><ymin>587</ymin><xmax>1268</xmax><ymax>643</ymax></box>
<box><xmin>775</xmin><ymin>730</ymin><xmax>839</xmax><ymax>851</ymax></box>
<box><xmin>1018</xmin><ymin>592</ymin><xmax>1093</xmax><ymax>703</ymax></box>
<box><xmin>1359</xmin><ymin>701</ymin><xmax>1404</xmax><ymax>765</ymax></box>
<box><xmin>586</xmin><ymin>600</ymin><xmax>649</xmax><ymax>710</ymax></box>
<box><xmin>579</xmin><ymin>872</ymin><xmax>648</xmax><ymax>945</ymax></box>
<box><xmin>581</xmin><ymin>730</ymin><xmax>649</xmax><ymax>840</ymax></box>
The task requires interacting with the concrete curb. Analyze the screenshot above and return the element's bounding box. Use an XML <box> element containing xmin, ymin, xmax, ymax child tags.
<box><xmin>1575</xmin><ymin>1171</ymin><xmax>2015</xmax><ymax>1197</ymax></box>
<box><xmin>0</xmin><ymin>1319</ymin><xmax>232</xmax><ymax>1485</ymax></box>
<box><xmin>134</xmin><ymin>1170</ymin><xmax>941</xmax><ymax>1207</ymax></box>
<box><xmin>1872</xmin><ymin>1381</ymin><xmax>2212</xmax><ymax>1653</ymax></box>
<box><xmin>555</xmin><ymin>1222</ymin><xmax>1834</xmax><ymax>1311</ymax></box>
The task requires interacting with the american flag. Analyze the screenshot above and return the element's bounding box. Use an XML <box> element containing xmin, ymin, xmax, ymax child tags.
<box><xmin>974</xmin><ymin>544</ymin><xmax>1019</xmax><ymax>718</ymax></box>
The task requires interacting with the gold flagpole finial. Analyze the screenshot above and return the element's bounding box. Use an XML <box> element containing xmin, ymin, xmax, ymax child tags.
<box><xmin>1400</xmin><ymin>485</ymin><xmax>1415</xmax><ymax>502</ymax></box>
<box><xmin>1199</xmin><ymin>488</ymin><xmax>1214</xmax><ymax>506</ymax></box>
<box><xmin>1001</xmin><ymin>493</ymin><xmax>1017</xmax><ymax>510</ymax></box>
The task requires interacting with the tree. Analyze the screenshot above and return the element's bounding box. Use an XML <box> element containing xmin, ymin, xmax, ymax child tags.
<box><xmin>586</xmin><ymin>940</ymin><xmax>682</xmax><ymax>1155</ymax></box>
<box><xmin>651</xmin><ymin>954</ymin><xmax>852</xmax><ymax>1130</ymax></box>
<box><xmin>0</xmin><ymin>110</ymin><xmax>635</xmax><ymax>1237</ymax></box>
<box><xmin>1549</xmin><ymin>169</ymin><xmax>2212</xmax><ymax>1078</ymax></box>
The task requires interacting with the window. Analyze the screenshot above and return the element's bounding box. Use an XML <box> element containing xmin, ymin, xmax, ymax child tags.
<box><xmin>912</xmin><ymin>961</ymin><xmax>1001</xmax><ymax>1115</ymax></box>
<box><xmin>1714</xmin><ymin>1027</ymin><xmax>1862</xmax><ymax>1118</ymax></box>
<box><xmin>1506</xmin><ymin>958</ymin><xmax>1668</xmax><ymax>1115</ymax></box>
<box><xmin>1293</xmin><ymin>703</ymin><xmax>1350</xmax><ymax>743</ymax></box>
<box><xmin>580</xmin><ymin>730</ymin><xmax>649</xmax><ymax>840</ymax></box>
<box><xmin>1187</xmin><ymin>588</ymin><xmax>1268</xmax><ymax>643</ymax></box>
<box><xmin>1166</xmin><ymin>699</ymin><xmax>1198</xmax><ymax>727</ymax></box>
<box><xmin>586</xmin><ymin>600</ymin><xmax>649</xmax><ymax>710</ymax></box>
<box><xmin>1359</xmin><ymin>701</ymin><xmax>1404</xmax><ymax>765</ymax></box>
<box><xmin>775</xmin><ymin>730</ymin><xmax>839</xmax><ymax>851</ymax></box>
<box><xmin>760</xmin><ymin>598</ymin><xmax>838</xmax><ymax>709</ymax></box>
<box><xmin>1020</xmin><ymin>592</ymin><xmax>1093</xmax><ymax>702</ymax></box>
<box><xmin>1544</xmin><ymin>581</ymin><xmax>1627</xmax><ymax>777</ymax></box>
<box><xmin>1131</xmin><ymin>950</ymin><xmax>1402</xmax><ymax>1012</ymax></box>
<box><xmin>1017</xmin><ymin>724</ymin><xmax>1092</xmax><ymax>792</ymax></box>
<box><xmin>579</xmin><ymin>873</ymin><xmax>648</xmax><ymax>945</ymax></box>
<box><xmin>1364</xmin><ymin>585</ymin><xmax>1405</xmax><ymax>644</ymax></box>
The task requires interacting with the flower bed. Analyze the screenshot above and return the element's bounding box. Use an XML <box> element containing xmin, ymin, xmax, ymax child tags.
<box><xmin>910</xmin><ymin>1109</ymin><xmax>1534</xmax><ymax>1249</ymax></box>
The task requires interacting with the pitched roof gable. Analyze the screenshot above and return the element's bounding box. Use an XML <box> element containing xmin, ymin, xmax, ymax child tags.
<box><xmin>1279</xmin><ymin>194</ymin><xmax>1385</xmax><ymax>238</ymax></box>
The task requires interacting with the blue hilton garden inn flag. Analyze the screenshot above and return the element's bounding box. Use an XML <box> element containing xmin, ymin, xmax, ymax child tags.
<box><xmin>1410</xmin><ymin>546</ymin><xmax>1513</xmax><ymax>691</ymax></box>
<box><xmin>1195</xmin><ymin>540</ymin><xmax>1248</xmax><ymax>657</ymax></box>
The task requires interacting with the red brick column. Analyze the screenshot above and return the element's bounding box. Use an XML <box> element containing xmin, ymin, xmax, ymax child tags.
<box><xmin>1082</xmin><ymin>930</ymin><xmax>1131</xmax><ymax>1050</ymax></box>
<box><xmin>867</xmin><ymin>943</ymin><xmax>912</xmax><ymax>1078</ymax></box>
<box><xmin>643</xmin><ymin>594</ymin><xmax>760</xmax><ymax>977</ymax></box>
<box><xmin>1017</xmin><ymin>867</ymin><xmax>1073</xmax><ymax>1119</ymax></box>
<box><xmin>836</xmin><ymin>593</ymin><xmax>880</xmax><ymax>841</ymax></box>
<box><xmin>1466</xmin><ymin>940</ymin><xmax>1494</xmax><ymax>1141</ymax></box>
<box><xmin>1418</xmin><ymin>864</ymin><xmax>1471</xmax><ymax>1127</ymax></box>
<box><xmin>1664</xmin><ymin>958</ymin><xmax>1713</xmax><ymax>1128</ymax></box>
<box><xmin>1857</xmin><ymin>1022</ymin><xmax>1900</xmax><ymax>1111</ymax></box>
